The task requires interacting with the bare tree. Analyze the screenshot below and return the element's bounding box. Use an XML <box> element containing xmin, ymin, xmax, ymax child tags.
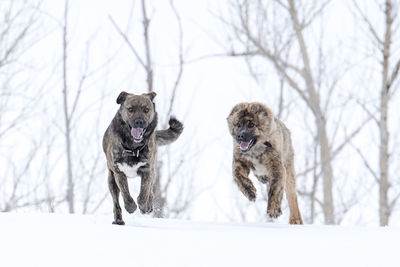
<box><xmin>353</xmin><ymin>0</ymin><xmax>400</xmax><ymax>226</ymax></box>
<box><xmin>61</xmin><ymin>0</ymin><xmax>75</xmax><ymax>213</ymax></box>
<box><xmin>59</xmin><ymin>0</ymin><xmax>108</xmax><ymax>213</ymax></box>
<box><xmin>0</xmin><ymin>0</ymin><xmax>45</xmax><ymax>212</ymax></box>
<box><xmin>0</xmin><ymin>0</ymin><xmax>40</xmax><ymax>139</ymax></box>
<box><xmin>223</xmin><ymin>0</ymin><xmax>366</xmax><ymax>224</ymax></box>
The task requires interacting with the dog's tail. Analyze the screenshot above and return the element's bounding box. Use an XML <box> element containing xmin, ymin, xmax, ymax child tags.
<box><xmin>156</xmin><ymin>117</ymin><xmax>183</xmax><ymax>146</ymax></box>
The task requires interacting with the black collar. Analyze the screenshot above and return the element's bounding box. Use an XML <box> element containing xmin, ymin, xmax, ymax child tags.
<box><xmin>121</xmin><ymin>142</ymin><xmax>146</xmax><ymax>157</ymax></box>
<box><xmin>264</xmin><ymin>141</ymin><xmax>272</xmax><ymax>148</ymax></box>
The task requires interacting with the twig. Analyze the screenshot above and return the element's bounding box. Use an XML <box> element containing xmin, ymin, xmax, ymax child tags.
<box><xmin>108</xmin><ymin>15</ymin><xmax>147</xmax><ymax>69</ymax></box>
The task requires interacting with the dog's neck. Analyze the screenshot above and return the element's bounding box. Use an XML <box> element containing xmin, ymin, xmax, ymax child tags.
<box><xmin>145</xmin><ymin>112</ymin><xmax>158</xmax><ymax>138</ymax></box>
<box><xmin>120</xmin><ymin>142</ymin><xmax>145</xmax><ymax>157</ymax></box>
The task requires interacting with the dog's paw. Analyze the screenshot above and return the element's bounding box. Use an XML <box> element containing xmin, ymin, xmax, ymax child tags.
<box><xmin>244</xmin><ymin>187</ymin><xmax>256</xmax><ymax>202</ymax></box>
<box><xmin>138</xmin><ymin>194</ymin><xmax>153</xmax><ymax>214</ymax></box>
<box><xmin>289</xmin><ymin>217</ymin><xmax>303</xmax><ymax>225</ymax></box>
<box><xmin>112</xmin><ymin>219</ymin><xmax>125</xmax><ymax>225</ymax></box>
<box><xmin>140</xmin><ymin>205</ymin><xmax>153</xmax><ymax>214</ymax></box>
<box><xmin>124</xmin><ymin>198</ymin><xmax>137</xmax><ymax>214</ymax></box>
<box><xmin>267</xmin><ymin>203</ymin><xmax>282</xmax><ymax>218</ymax></box>
<box><xmin>247</xmin><ymin>193</ymin><xmax>256</xmax><ymax>202</ymax></box>
<box><xmin>138</xmin><ymin>201</ymin><xmax>153</xmax><ymax>214</ymax></box>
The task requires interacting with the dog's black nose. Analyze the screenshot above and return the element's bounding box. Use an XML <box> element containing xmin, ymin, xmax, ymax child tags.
<box><xmin>134</xmin><ymin>118</ymin><xmax>144</xmax><ymax>128</ymax></box>
<box><xmin>237</xmin><ymin>131</ymin><xmax>247</xmax><ymax>141</ymax></box>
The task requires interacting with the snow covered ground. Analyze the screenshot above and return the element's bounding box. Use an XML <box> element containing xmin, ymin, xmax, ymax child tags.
<box><xmin>0</xmin><ymin>212</ymin><xmax>398</xmax><ymax>267</ymax></box>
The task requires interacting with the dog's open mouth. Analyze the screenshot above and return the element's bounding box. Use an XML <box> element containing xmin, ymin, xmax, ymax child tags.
<box><xmin>131</xmin><ymin>127</ymin><xmax>146</xmax><ymax>143</ymax></box>
<box><xmin>239</xmin><ymin>138</ymin><xmax>255</xmax><ymax>152</ymax></box>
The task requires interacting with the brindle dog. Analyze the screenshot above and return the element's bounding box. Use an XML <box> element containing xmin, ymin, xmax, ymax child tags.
<box><xmin>103</xmin><ymin>91</ymin><xmax>183</xmax><ymax>225</ymax></box>
<box><xmin>227</xmin><ymin>102</ymin><xmax>303</xmax><ymax>224</ymax></box>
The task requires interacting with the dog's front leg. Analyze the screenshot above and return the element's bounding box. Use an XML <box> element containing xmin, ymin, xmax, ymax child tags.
<box><xmin>137</xmin><ymin>164</ymin><xmax>154</xmax><ymax>214</ymax></box>
<box><xmin>266</xmin><ymin>160</ymin><xmax>285</xmax><ymax>219</ymax></box>
<box><xmin>114</xmin><ymin>170</ymin><xmax>137</xmax><ymax>214</ymax></box>
<box><xmin>233</xmin><ymin>158</ymin><xmax>256</xmax><ymax>202</ymax></box>
<box><xmin>108</xmin><ymin>170</ymin><xmax>125</xmax><ymax>225</ymax></box>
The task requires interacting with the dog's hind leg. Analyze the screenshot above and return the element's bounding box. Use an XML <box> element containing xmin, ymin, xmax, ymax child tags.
<box><xmin>266</xmin><ymin>160</ymin><xmax>285</xmax><ymax>219</ymax></box>
<box><xmin>285</xmin><ymin>162</ymin><xmax>303</xmax><ymax>225</ymax></box>
<box><xmin>108</xmin><ymin>170</ymin><xmax>125</xmax><ymax>225</ymax></box>
<box><xmin>113</xmin><ymin>170</ymin><xmax>137</xmax><ymax>214</ymax></box>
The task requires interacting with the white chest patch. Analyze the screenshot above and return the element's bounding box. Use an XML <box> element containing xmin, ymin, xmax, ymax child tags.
<box><xmin>251</xmin><ymin>159</ymin><xmax>268</xmax><ymax>176</ymax></box>
<box><xmin>117</xmin><ymin>162</ymin><xmax>147</xmax><ymax>178</ymax></box>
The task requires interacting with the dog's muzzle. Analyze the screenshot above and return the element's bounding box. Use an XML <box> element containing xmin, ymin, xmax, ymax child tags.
<box><xmin>129</xmin><ymin>118</ymin><xmax>148</xmax><ymax>142</ymax></box>
<box><xmin>236</xmin><ymin>131</ymin><xmax>255</xmax><ymax>152</ymax></box>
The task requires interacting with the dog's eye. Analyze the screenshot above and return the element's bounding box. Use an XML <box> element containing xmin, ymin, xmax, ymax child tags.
<box><xmin>235</xmin><ymin>122</ymin><xmax>241</xmax><ymax>127</ymax></box>
<box><xmin>248</xmin><ymin>122</ymin><xmax>255</xmax><ymax>128</ymax></box>
<box><xmin>128</xmin><ymin>107</ymin><xmax>134</xmax><ymax>113</ymax></box>
<box><xmin>143</xmin><ymin>108</ymin><xmax>149</xmax><ymax>113</ymax></box>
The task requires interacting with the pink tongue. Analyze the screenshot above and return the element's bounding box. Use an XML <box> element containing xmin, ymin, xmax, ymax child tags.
<box><xmin>240</xmin><ymin>141</ymin><xmax>250</xmax><ymax>151</ymax></box>
<box><xmin>131</xmin><ymin>128</ymin><xmax>144</xmax><ymax>139</ymax></box>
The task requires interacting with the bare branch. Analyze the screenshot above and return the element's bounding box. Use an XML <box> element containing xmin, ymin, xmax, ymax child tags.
<box><xmin>296</xmin><ymin>164</ymin><xmax>319</xmax><ymax>178</ymax></box>
<box><xmin>108</xmin><ymin>15</ymin><xmax>147</xmax><ymax>69</ymax></box>
<box><xmin>351</xmin><ymin>144</ymin><xmax>379</xmax><ymax>182</ymax></box>
<box><xmin>69</xmin><ymin>40</ymin><xmax>90</xmax><ymax>120</ymax></box>
<box><xmin>141</xmin><ymin>0</ymin><xmax>153</xmax><ymax>92</ymax></box>
<box><xmin>387</xmin><ymin>59</ymin><xmax>400</xmax><ymax>91</ymax></box>
<box><xmin>356</xmin><ymin>99</ymin><xmax>379</xmax><ymax>126</ymax></box>
<box><xmin>389</xmin><ymin>191</ymin><xmax>400</xmax><ymax>210</ymax></box>
<box><xmin>332</xmin><ymin>117</ymin><xmax>372</xmax><ymax>158</ymax></box>
<box><xmin>352</xmin><ymin>0</ymin><xmax>383</xmax><ymax>46</ymax></box>
<box><xmin>302</xmin><ymin>1</ymin><xmax>331</xmax><ymax>30</ymax></box>
<box><xmin>165</xmin><ymin>0</ymin><xmax>184</xmax><ymax>124</ymax></box>
<box><xmin>0</xmin><ymin>24</ymin><xmax>30</xmax><ymax>68</ymax></box>
<box><xmin>90</xmin><ymin>192</ymin><xmax>109</xmax><ymax>214</ymax></box>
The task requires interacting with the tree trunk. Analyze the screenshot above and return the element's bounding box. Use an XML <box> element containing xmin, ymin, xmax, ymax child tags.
<box><xmin>288</xmin><ymin>0</ymin><xmax>334</xmax><ymax>224</ymax></box>
<box><xmin>378</xmin><ymin>0</ymin><xmax>392</xmax><ymax>226</ymax></box>
<box><xmin>62</xmin><ymin>0</ymin><xmax>74</xmax><ymax>213</ymax></box>
<box><xmin>153</xmin><ymin>160</ymin><xmax>166</xmax><ymax>218</ymax></box>
<box><xmin>142</xmin><ymin>0</ymin><xmax>153</xmax><ymax>93</ymax></box>
<box><xmin>379</xmin><ymin>88</ymin><xmax>389</xmax><ymax>226</ymax></box>
<box><xmin>318</xmin><ymin>117</ymin><xmax>335</xmax><ymax>224</ymax></box>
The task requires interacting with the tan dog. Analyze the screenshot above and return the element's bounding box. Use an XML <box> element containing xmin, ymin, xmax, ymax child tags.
<box><xmin>227</xmin><ymin>102</ymin><xmax>303</xmax><ymax>224</ymax></box>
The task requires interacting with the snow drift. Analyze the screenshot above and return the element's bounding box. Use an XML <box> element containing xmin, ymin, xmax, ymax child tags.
<box><xmin>0</xmin><ymin>212</ymin><xmax>398</xmax><ymax>267</ymax></box>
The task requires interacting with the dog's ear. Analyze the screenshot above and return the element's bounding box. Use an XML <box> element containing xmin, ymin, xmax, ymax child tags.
<box><xmin>228</xmin><ymin>104</ymin><xmax>242</xmax><ymax>119</ymax></box>
<box><xmin>250</xmin><ymin>103</ymin><xmax>269</xmax><ymax>116</ymax></box>
<box><xmin>145</xmin><ymin>92</ymin><xmax>157</xmax><ymax>101</ymax></box>
<box><xmin>116</xmin><ymin>91</ymin><xmax>128</xmax><ymax>104</ymax></box>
